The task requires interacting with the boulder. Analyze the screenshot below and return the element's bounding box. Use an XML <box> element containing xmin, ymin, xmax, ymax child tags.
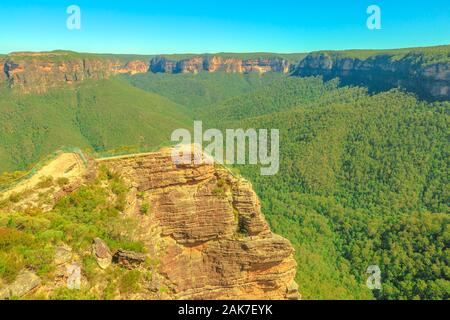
<box><xmin>112</xmin><ymin>249</ymin><xmax>146</xmax><ymax>269</ymax></box>
<box><xmin>92</xmin><ymin>238</ymin><xmax>112</xmax><ymax>269</ymax></box>
<box><xmin>0</xmin><ymin>270</ymin><xmax>41</xmax><ymax>300</ymax></box>
<box><xmin>54</xmin><ymin>244</ymin><xmax>72</xmax><ymax>265</ymax></box>
<box><xmin>286</xmin><ymin>280</ymin><xmax>300</xmax><ymax>300</ymax></box>
<box><xmin>66</xmin><ymin>262</ymin><xmax>81</xmax><ymax>290</ymax></box>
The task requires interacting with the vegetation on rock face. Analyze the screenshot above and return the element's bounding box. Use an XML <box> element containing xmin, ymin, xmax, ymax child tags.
<box><xmin>0</xmin><ymin>166</ymin><xmax>148</xmax><ymax>299</ymax></box>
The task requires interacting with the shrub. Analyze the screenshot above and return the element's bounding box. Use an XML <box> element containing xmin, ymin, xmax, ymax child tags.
<box><xmin>8</xmin><ymin>193</ymin><xmax>21</xmax><ymax>203</ymax></box>
<box><xmin>56</xmin><ymin>177</ymin><xmax>70</xmax><ymax>187</ymax></box>
<box><xmin>119</xmin><ymin>270</ymin><xmax>142</xmax><ymax>294</ymax></box>
<box><xmin>82</xmin><ymin>256</ymin><xmax>100</xmax><ymax>281</ymax></box>
<box><xmin>110</xmin><ymin>179</ymin><xmax>127</xmax><ymax>196</ymax></box>
<box><xmin>137</xmin><ymin>192</ymin><xmax>145</xmax><ymax>200</ymax></box>
<box><xmin>37</xmin><ymin>230</ymin><xmax>64</xmax><ymax>242</ymax></box>
<box><xmin>217</xmin><ymin>178</ymin><xmax>226</xmax><ymax>188</ymax></box>
<box><xmin>0</xmin><ymin>251</ymin><xmax>24</xmax><ymax>283</ymax></box>
<box><xmin>140</xmin><ymin>203</ymin><xmax>150</xmax><ymax>215</ymax></box>
<box><xmin>0</xmin><ymin>227</ymin><xmax>33</xmax><ymax>249</ymax></box>
<box><xmin>103</xmin><ymin>279</ymin><xmax>118</xmax><ymax>300</ymax></box>
<box><xmin>212</xmin><ymin>187</ymin><xmax>226</xmax><ymax>198</ymax></box>
<box><xmin>36</xmin><ymin>176</ymin><xmax>54</xmax><ymax>189</ymax></box>
<box><xmin>50</xmin><ymin>287</ymin><xmax>98</xmax><ymax>300</ymax></box>
<box><xmin>22</xmin><ymin>247</ymin><xmax>55</xmax><ymax>277</ymax></box>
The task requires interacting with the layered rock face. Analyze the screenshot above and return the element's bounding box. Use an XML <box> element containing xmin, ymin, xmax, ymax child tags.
<box><xmin>3</xmin><ymin>49</ymin><xmax>447</xmax><ymax>100</ymax></box>
<box><xmin>0</xmin><ymin>52</ymin><xmax>148</xmax><ymax>93</ymax></box>
<box><xmin>149</xmin><ymin>56</ymin><xmax>291</xmax><ymax>74</ymax></box>
<box><xmin>293</xmin><ymin>53</ymin><xmax>450</xmax><ymax>100</ymax></box>
<box><xmin>98</xmin><ymin>147</ymin><xmax>299</xmax><ymax>300</ymax></box>
<box><xmin>116</xmin><ymin>60</ymin><xmax>149</xmax><ymax>75</ymax></box>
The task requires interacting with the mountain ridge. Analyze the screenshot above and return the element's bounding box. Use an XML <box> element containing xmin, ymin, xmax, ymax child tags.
<box><xmin>1</xmin><ymin>45</ymin><xmax>448</xmax><ymax>99</ymax></box>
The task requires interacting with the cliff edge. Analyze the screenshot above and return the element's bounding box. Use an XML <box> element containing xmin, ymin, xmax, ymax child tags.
<box><xmin>0</xmin><ymin>146</ymin><xmax>299</xmax><ymax>300</ymax></box>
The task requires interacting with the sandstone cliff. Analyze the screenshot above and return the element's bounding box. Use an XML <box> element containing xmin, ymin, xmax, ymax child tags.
<box><xmin>0</xmin><ymin>147</ymin><xmax>299</xmax><ymax>300</ymax></box>
<box><xmin>0</xmin><ymin>52</ymin><xmax>295</xmax><ymax>93</ymax></box>
<box><xmin>150</xmin><ymin>55</ymin><xmax>291</xmax><ymax>74</ymax></box>
<box><xmin>98</xmin><ymin>147</ymin><xmax>299</xmax><ymax>300</ymax></box>
<box><xmin>0</xmin><ymin>52</ymin><xmax>149</xmax><ymax>93</ymax></box>
<box><xmin>292</xmin><ymin>51</ymin><xmax>450</xmax><ymax>100</ymax></box>
<box><xmin>3</xmin><ymin>48</ymin><xmax>448</xmax><ymax>100</ymax></box>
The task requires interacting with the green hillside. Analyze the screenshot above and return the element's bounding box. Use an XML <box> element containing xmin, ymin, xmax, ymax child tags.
<box><xmin>201</xmin><ymin>77</ymin><xmax>367</xmax><ymax>123</ymax></box>
<box><xmin>0</xmin><ymin>77</ymin><xmax>190</xmax><ymax>172</ymax></box>
<box><xmin>122</xmin><ymin>71</ymin><xmax>285</xmax><ymax>110</ymax></box>
<box><xmin>201</xmin><ymin>79</ymin><xmax>449</xmax><ymax>300</ymax></box>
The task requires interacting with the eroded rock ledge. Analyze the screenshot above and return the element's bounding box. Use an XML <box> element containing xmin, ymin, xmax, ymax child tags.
<box><xmin>98</xmin><ymin>147</ymin><xmax>299</xmax><ymax>300</ymax></box>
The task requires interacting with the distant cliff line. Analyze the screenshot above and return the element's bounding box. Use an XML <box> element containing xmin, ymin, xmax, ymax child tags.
<box><xmin>0</xmin><ymin>45</ymin><xmax>449</xmax><ymax>100</ymax></box>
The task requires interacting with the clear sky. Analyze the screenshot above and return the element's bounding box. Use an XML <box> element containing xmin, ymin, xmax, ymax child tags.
<box><xmin>0</xmin><ymin>0</ymin><xmax>449</xmax><ymax>54</ymax></box>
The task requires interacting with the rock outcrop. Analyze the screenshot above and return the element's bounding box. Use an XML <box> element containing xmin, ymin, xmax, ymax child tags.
<box><xmin>98</xmin><ymin>146</ymin><xmax>299</xmax><ymax>300</ymax></box>
<box><xmin>112</xmin><ymin>249</ymin><xmax>147</xmax><ymax>270</ymax></box>
<box><xmin>0</xmin><ymin>146</ymin><xmax>298</xmax><ymax>300</ymax></box>
<box><xmin>149</xmin><ymin>56</ymin><xmax>291</xmax><ymax>74</ymax></box>
<box><xmin>116</xmin><ymin>60</ymin><xmax>149</xmax><ymax>75</ymax></box>
<box><xmin>0</xmin><ymin>270</ymin><xmax>41</xmax><ymax>300</ymax></box>
<box><xmin>92</xmin><ymin>238</ymin><xmax>112</xmax><ymax>270</ymax></box>
<box><xmin>54</xmin><ymin>244</ymin><xmax>73</xmax><ymax>266</ymax></box>
<box><xmin>292</xmin><ymin>51</ymin><xmax>450</xmax><ymax>100</ymax></box>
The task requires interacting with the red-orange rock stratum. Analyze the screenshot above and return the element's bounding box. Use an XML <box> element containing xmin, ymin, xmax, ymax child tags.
<box><xmin>98</xmin><ymin>147</ymin><xmax>299</xmax><ymax>300</ymax></box>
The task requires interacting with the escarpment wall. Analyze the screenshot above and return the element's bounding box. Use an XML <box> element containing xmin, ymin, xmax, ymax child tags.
<box><xmin>98</xmin><ymin>148</ymin><xmax>299</xmax><ymax>300</ymax></box>
<box><xmin>0</xmin><ymin>53</ymin><xmax>149</xmax><ymax>93</ymax></box>
<box><xmin>292</xmin><ymin>53</ymin><xmax>450</xmax><ymax>100</ymax></box>
<box><xmin>3</xmin><ymin>48</ymin><xmax>448</xmax><ymax>100</ymax></box>
<box><xmin>149</xmin><ymin>56</ymin><xmax>291</xmax><ymax>74</ymax></box>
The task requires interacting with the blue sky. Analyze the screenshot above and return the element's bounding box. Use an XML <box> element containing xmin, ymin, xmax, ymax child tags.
<box><xmin>0</xmin><ymin>0</ymin><xmax>449</xmax><ymax>54</ymax></box>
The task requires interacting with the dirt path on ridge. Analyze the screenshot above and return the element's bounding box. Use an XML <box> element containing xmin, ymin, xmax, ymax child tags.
<box><xmin>1</xmin><ymin>153</ymin><xmax>85</xmax><ymax>199</ymax></box>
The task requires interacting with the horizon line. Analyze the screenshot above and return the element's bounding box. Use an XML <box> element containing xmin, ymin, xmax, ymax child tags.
<box><xmin>1</xmin><ymin>43</ymin><xmax>449</xmax><ymax>57</ymax></box>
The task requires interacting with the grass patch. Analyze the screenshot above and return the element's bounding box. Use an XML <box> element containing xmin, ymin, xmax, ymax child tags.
<box><xmin>36</xmin><ymin>176</ymin><xmax>54</xmax><ymax>189</ymax></box>
<box><xmin>0</xmin><ymin>173</ymin><xmax>146</xmax><ymax>288</ymax></box>
<box><xmin>56</xmin><ymin>177</ymin><xmax>70</xmax><ymax>187</ymax></box>
<box><xmin>119</xmin><ymin>269</ymin><xmax>142</xmax><ymax>294</ymax></box>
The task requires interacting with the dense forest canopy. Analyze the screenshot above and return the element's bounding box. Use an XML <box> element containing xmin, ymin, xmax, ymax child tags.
<box><xmin>200</xmin><ymin>83</ymin><xmax>449</xmax><ymax>299</ymax></box>
<box><xmin>125</xmin><ymin>73</ymin><xmax>449</xmax><ymax>299</ymax></box>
